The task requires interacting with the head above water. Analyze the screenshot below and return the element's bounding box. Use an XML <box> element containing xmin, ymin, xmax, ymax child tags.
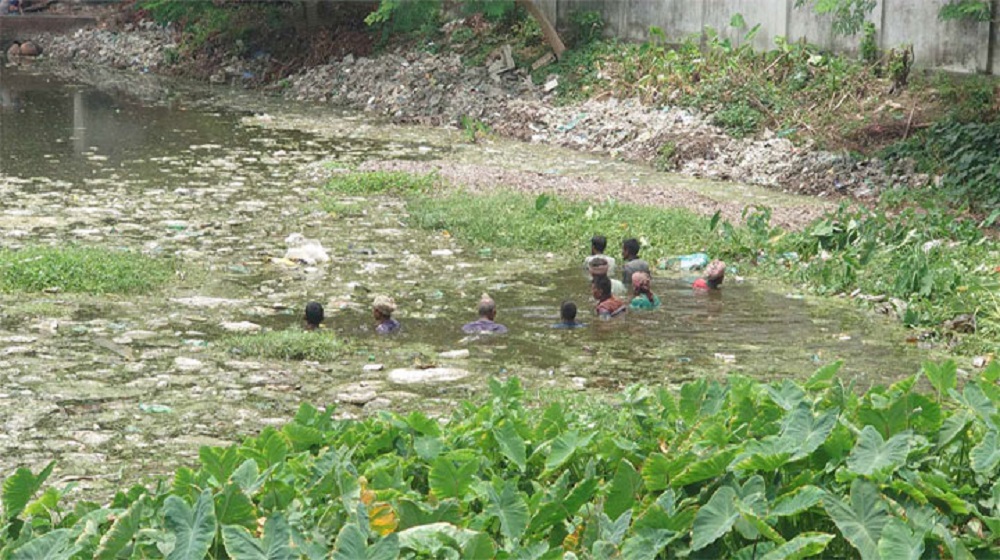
<box><xmin>561</xmin><ymin>300</ymin><xmax>578</xmax><ymax>322</ymax></box>
<box><xmin>304</xmin><ymin>301</ymin><xmax>324</xmax><ymax>327</ymax></box>
<box><xmin>622</xmin><ymin>238</ymin><xmax>641</xmax><ymax>259</ymax></box>
<box><xmin>372</xmin><ymin>295</ymin><xmax>396</xmax><ymax>320</ymax></box>
<box><xmin>592</xmin><ymin>275</ymin><xmax>612</xmax><ymax>299</ymax></box>
<box><xmin>706</xmin><ymin>259</ymin><xmax>726</xmax><ymax>286</ymax></box>
<box><xmin>590</xmin><ymin>235</ymin><xmax>607</xmax><ymax>255</ymax></box>
<box><xmin>587</xmin><ymin>256</ymin><xmax>610</xmax><ymax>277</ymax></box>
<box><xmin>478</xmin><ymin>293</ymin><xmax>497</xmax><ymax>320</ymax></box>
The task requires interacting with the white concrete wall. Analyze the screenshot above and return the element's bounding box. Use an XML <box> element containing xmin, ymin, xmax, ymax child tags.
<box><xmin>547</xmin><ymin>0</ymin><xmax>996</xmax><ymax>75</ymax></box>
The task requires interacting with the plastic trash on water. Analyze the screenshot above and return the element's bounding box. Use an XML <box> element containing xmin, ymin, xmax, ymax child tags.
<box><xmin>659</xmin><ymin>252</ymin><xmax>710</xmax><ymax>271</ymax></box>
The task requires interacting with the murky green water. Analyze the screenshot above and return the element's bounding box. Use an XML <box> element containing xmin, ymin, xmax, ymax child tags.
<box><xmin>0</xmin><ymin>65</ymin><xmax>931</xmax><ymax>497</ymax></box>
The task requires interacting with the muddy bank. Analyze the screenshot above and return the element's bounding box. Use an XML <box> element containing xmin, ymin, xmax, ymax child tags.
<box><xmin>26</xmin><ymin>24</ymin><xmax>928</xmax><ymax>203</ymax></box>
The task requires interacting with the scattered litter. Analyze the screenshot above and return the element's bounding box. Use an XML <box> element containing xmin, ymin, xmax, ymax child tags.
<box><xmin>713</xmin><ymin>353</ymin><xmax>736</xmax><ymax>363</ymax></box>
<box><xmin>363</xmin><ymin>363</ymin><xmax>384</xmax><ymax>372</ymax></box>
<box><xmin>660</xmin><ymin>253</ymin><xmax>709</xmax><ymax>271</ymax></box>
<box><xmin>837</xmin><ymin>334</ymin><xmax>852</xmax><ymax>341</ymax></box>
<box><xmin>283</xmin><ymin>233</ymin><xmax>329</xmax><ymax>264</ymax></box>
<box><xmin>439</xmin><ymin>349</ymin><xmax>470</xmax><ymax>359</ymax></box>
<box><xmin>677</xmin><ymin>357</ymin><xmax>692</xmax><ymax>363</ymax></box>
<box><xmin>785</xmin><ymin>294</ymin><xmax>805</xmax><ymax>300</ymax></box>
<box><xmin>139</xmin><ymin>403</ymin><xmax>172</xmax><ymax>414</ymax></box>
<box><xmin>431</xmin><ymin>249</ymin><xmax>454</xmax><ymax>257</ymax></box>
<box><xmin>973</xmin><ymin>356</ymin><xmax>990</xmax><ymax>368</ymax></box>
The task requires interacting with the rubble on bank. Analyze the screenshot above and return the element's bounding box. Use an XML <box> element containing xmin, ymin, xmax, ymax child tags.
<box><xmin>30</xmin><ymin>25</ymin><xmax>927</xmax><ymax>201</ymax></box>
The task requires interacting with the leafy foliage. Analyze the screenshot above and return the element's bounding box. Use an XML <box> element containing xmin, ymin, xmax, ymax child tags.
<box><xmin>938</xmin><ymin>0</ymin><xmax>993</xmax><ymax>22</ymax></box>
<box><xmin>2</xmin><ymin>366</ymin><xmax>1000</xmax><ymax>557</ymax></box>
<box><xmin>794</xmin><ymin>0</ymin><xmax>878</xmax><ymax>36</ymax></box>
<box><xmin>223</xmin><ymin>329</ymin><xmax>345</xmax><ymax>361</ymax></box>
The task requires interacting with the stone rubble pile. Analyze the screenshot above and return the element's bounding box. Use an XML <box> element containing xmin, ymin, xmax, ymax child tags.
<box><xmin>35</xmin><ymin>26</ymin><xmax>927</xmax><ymax>198</ymax></box>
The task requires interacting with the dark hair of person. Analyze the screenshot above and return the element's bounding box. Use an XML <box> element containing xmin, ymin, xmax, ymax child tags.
<box><xmin>592</xmin><ymin>275</ymin><xmax>612</xmax><ymax>298</ymax></box>
<box><xmin>561</xmin><ymin>301</ymin><xmax>578</xmax><ymax>322</ymax></box>
<box><xmin>591</xmin><ymin>235</ymin><xmax>607</xmax><ymax>253</ymax></box>
<box><xmin>623</xmin><ymin>238</ymin><xmax>640</xmax><ymax>257</ymax></box>
<box><xmin>305</xmin><ymin>301</ymin><xmax>324</xmax><ymax>326</ymax></box>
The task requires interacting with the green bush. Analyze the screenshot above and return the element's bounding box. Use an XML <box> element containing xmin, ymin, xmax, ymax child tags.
<box><xmin>324</xmin><ymin>171</ymin><xmax>439</xmax><ymax>196</ymax></box>
<box><xmin>0</xmin><ymin>245</ymin><xmax>172</xmax><ymax>294</ymax></box>
<box><xmin>224</xmin><ymin>329</ymin><xmax>344</xmax><ymax>361</ymax></box>
<box><xmin>3</xmin><ymin>366</ymin><xmax>1000</xmax><ymax>557</ymax></box>
<box><xmin>710</xmin><ymin>102</ymin><xmax>764</xmax><ymax>138</ymax></box>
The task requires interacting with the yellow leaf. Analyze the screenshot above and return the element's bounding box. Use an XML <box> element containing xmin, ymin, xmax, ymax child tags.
<box><xmin>369</xmin><ymin>503</ymin><xmax>398</xmax><ymax>536</ymax></box>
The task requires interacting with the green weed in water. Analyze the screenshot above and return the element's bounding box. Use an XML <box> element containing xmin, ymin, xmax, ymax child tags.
<box><xmin>324</xmin><ymin>171</ymin><xmax>439</xmax><ymax>196</ymax></box>
<box><xmin>0</xmin><ymin>245</ymin><xmax>172</xmax><ymax>294</ymax></box>
<box><xmin>224</xmin><ymin>329</ymin><xmax>344</xmax><ymax>361</ymax></box>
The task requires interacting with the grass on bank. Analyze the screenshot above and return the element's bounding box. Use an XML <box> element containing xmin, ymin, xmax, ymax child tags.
<box><xmin>326</xmin><ymin>171</ymin><xmax>1000</xmax><ymax>352</ymax></box>
<box><xmin>3</xmin><ymin>367</ymin><xmax>1000</xmax><ymax>558</ymax></box>
<box><xmin>0</xmin><ymin>245</ymin><xmax>173</xmax><ymax>295</ymax></box>
<box><xmin>224</xmin><ymin>329</ymin><xmax>344</xmax><ymax>361</ymax></box>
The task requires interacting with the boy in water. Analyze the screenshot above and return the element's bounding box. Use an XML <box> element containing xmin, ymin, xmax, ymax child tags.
<box><xmin>552</xmin><ymin>301</ymin><xmax>586</xmax><ymax>329</ymax></box>
<box><xmin>373</xmin><ymin>295</ymin><xmax>401</xmax><ymax>334</ymax></box>
<box><xmin>693</xmin><ymin>260</ymin><xmax>726</xmax><ymax>290</ymax></box>
<box><xmin>629</xmin><ymin>271</ymin><xmax>661</xmax><ymax>310</ymax></box>
<box><xmin>584</xmin><ymin>235</ymin><xmax>616</xmax><ymax>276</ymax></box>
<box><xmin>304</xmin><ymin>301</ymin><xmax>324</xmax><ymax>331</ymax></box>
<box><xmin>621</xmin><ymin>238</ymin><xmax>650</xmax><ymax>288</ymax></box>
<box><xmin>592</xmin><ymin>275</ymin><xmax>627</xmax><ymax>318</ymax></box>
<box><xmin>462</xmin><ymin>293</ymin><xmax>508</xmax><ymax>334</ymax></box>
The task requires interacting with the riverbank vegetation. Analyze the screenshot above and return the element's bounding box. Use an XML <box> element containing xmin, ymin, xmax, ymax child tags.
<box><xmin>0</xmin><ymin>245</ymin><xmax>172</xmax><ymax>295</ymax></box>
<box><xmin>3</xmin><ymin>366</ymin><xmax>999</xmax><ymax>557</ymax></box>
<box><xmin>224</xmin><ymin>329</ymin><xmax>344</xmax><ymax>362</ymax></box>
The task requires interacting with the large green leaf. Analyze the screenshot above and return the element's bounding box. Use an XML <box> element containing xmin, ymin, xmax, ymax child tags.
<box><xmin>332</xmin><ymin>523</ymin><xmax>367</xmax><ymax>560</ymax></box>
<box><xmin>215</xmin><ymin>484</ymin><xmax>257</xmax><ymax>529</ymax></box>
<box><xmin>199</xmin><ymin>446</ymin><xmax>241</xmax><ymax>487</ymax></box>
<box><xmin>164</xmin><ymin>489</ymin><xmax>218</xmax><ymax>560</ymax></box>
<box><xmin>619</xmin><ymin>528</ymin><xmax>679</xmax><ymax>560</ymax></box>
<box><xmin>493</xmin><ymin>422</ymin><xmax>526</xmax><ymax>472</ymax></box>
<box><xmin>823</xmin><ymin>479</ymin><xmax>888</xmax><ymax>560</ymax></box>
<box><xmin>780</xmin><ymin>406</ymin><xmax>838</xmax><ymax>460</ymax></box>
<box><xmin>397</xmin><ymin>523</ymin><xmax>481</xmax><ymax>555</ymax></box>
<box><xmin>767</xmin><ymin>381</ymin><xmax>806</xmax><ymax>411</ymax></box>
<box><xmin>95</xmin><ymin>496</ymin><xmax>146</xmax><ymax>560</ymax></box>
<box><xmin>950</xmin><ymin>383</ymin><xmax>997</xmax><ymax>429</ymax></box>
<box><xmin>971</xmin><ymin>429</ymin><xmax>1000</xmax><ymax>475</ymax></box>
<box><xmin>11</xmin><ymin>529</ymin><xmax>80</xmax><ymax>560</ymax></box>
<box><xmin>672</xmin><ymin>448</ymin><xmax>739</xmax><ymax>487</ymax></box>
<box><xmin>771</xmin><ymin>486</ymin><xmax>825</xmax><ymax>518</ymax></box>
<box><xmin>846</xmin><ymin>426</ymin><xmax>911</xmax><ymax>477</ymax></box>
<box><xmin>461</xmin><ymin>533</ymin><xmax>495</xmax><ymax>560</ymax></box>
<box><xmin>805</xmin><ymin>361</ymin><xmax>843</xmax><ymax>390</ymax></box>
<box><xmin>691</xmin><ymin>486</ymin><xmax>739</xmax><ymax>550</ymax></box>
<box><xmin>641</xmin><ymin>452</ymin><xmax>694</xmax><ymax>491</ymax></box>
<box><xmin>222</xmin><ymin>514</ymin><xmax>296</xmax><ymax>560</ymax></box>
<box><xmin>604</xmin><ymin>459</ymin><xmax>641</xmax><ymax>520</ymax></box>
<box><xmin>936</xmin><ymin>410</ymin><xmax>972</xmax><ymax>450</ymax></box>
<box><xmin>876</xmin><ymin>518</ymin><xmax>924</xmax><ymax>560</ymax></box>
<box><xmin>759</xmin><ymin>532</ymin><xmax>834</xmax><ymax>560</ymax></box>
<box><xmin>545</xmin><ymin>431</ymin><xmax>593</xmax><ymax>471</ymax></box>
<box><xmin>2</xmin><ymin>462</ymin><xmax>54</xmax><ymax>521</ymax></box>
<box><xmin>923</xmin><ymin>360</ymin><xmax>956</xmax><ymax>398</ymax></box>
<box><xmin>486</xmin><ymin>480</ymin><xmax>529</xmax><ymax>542</ymax></box>
<box><xmin>429</xmin><ymin>452</ymin><xmax>478</xmax><ymax>500</ymax></box>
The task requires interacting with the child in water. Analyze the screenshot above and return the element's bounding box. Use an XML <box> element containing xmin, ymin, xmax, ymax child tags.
<box><xmin>552</xmin><ymin>301</ymin><xmax>586</xmax><ymax>329</ymax></box>
<box><xmin>304</xmin><ymin>301</ymin><xmax>324</xmax><ymax>330</ymax></box>
<box><xmin>629</xmin><ymin>271</ymin><xmax>661</xmax><ymax>309</ymax></box>
<box><xmin>373</xmin><ymin>295</ymin><xmax>401</xmax><ymax>334</ymax></box>
<box><xmin>693</xmin><ymin>260</ymin><xmax>726</xmax><ymax>290</ymax></box>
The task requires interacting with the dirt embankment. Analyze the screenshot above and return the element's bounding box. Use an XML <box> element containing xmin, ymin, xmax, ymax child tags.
<box><xmin>25</xmin><ymin>11</ymin><xmax>927</xmax><ymax>205</ymax></box>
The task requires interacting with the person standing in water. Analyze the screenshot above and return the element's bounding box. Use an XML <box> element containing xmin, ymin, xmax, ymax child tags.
<box><xmin>373</xmin><ymin>295</ymin><xmax>401</xmax><ymax>334</ymax></box>
<box><xmin>621</xmin><ymin>238</ymin><xmax>651</xmax><ymax>288</ymax></box>
<box><xmin>693</xmin><ymin>260</ymin><xmax>726</xmax><ymax>291</ymax></box>
<box><xmin>592</xmin><ymin>275</ymin><xmax>627</xmax><ymax>318</ymax></box>
<box><xmin>584</xmin><ymin>235</ymin><xmax>617</xmax><ymax>276</ymax></box>
<box><xmin>552</xmin><ymin>301</ymin><xmax>587</xmax><ymax>329</ymax></box>
<box><xmin>462</xmin><ymin>294</ymin><xmax>508</xmax><ymax>334</ymax></box>
<box><xmin>588</xmin><ymin>257</ymin><xmax>627</xmax><ymax>298</ymax></box>
<box><xmin>304</xmin><ymin>301</ymin><xmax>324</xmax><ymax>331</ymax></box>
<box><xmin>629</xmin><ymin>271</ymin><xmax>661</xmax><ymax>310</ymax></box>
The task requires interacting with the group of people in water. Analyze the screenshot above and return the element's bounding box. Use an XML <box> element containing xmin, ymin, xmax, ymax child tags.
<box><xmin>301</xmin><ymin>235</ymin><xmax>726</xmax><ymax>335</ymax></box>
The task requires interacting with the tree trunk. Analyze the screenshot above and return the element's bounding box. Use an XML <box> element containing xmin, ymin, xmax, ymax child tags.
<box><xmin>516</xmin><ymin>0</ymin><xmax>566</xmax><ymax>60</ymax></box>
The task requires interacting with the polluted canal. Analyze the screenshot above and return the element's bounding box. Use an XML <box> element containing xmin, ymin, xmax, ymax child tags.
<box><xmin>0</xmin><ymin>66</ymin><xmax>929</xmax><ymax>497</ymax></box>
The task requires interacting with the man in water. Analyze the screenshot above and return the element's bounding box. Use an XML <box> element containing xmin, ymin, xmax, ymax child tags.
<box><xmin>621</xmin><ymin>238</ymin><xmax>651</xmax><ymax>288</ymax></box>
<box><xmin>552</xmin><ymin>301</ymin><xmax>586</xmax><ymax>329</ymax></box>
<box><xmin>629</xmin><ymin>271</ymin><xmax>661</xmax><ymax>310</ymax></box>
<box><xmin>373</xmin><ymin>295</ymin><xmax>401</xmax><ymax>334</ymax></box>
<box><xmin>693</xmin><ymin>259</ymin><xmax>726</xmax><ymax>290</ymax></box>
<box><xmin>588</xmin><ymin>257</ymin><xmax>627</xmax><ymax>298</ymax></box>
<box><xmin>592</xmin><ymin>275</ymin><xmax>627</xmax><ymax>318</ymax></box>
<box><xmin>462</xmin><ymin>293</ymin><xmax>508</xmax><ymax>334</ymax></box>
<box><xmin>584</xmin><ymin>235</ymin><xmax>616</xmax><ymax>276</ymax></box>
<box><xmin>304</xmin><ymin>301</ymin><xmax>324</xmax><ymax>331</ymax></box>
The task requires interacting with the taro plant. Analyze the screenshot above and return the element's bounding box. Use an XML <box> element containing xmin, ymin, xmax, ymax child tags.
<box><xmin>2</xmin><ymin>363</ymin><xmax>1000</xmax><ymax>558</ymax></box>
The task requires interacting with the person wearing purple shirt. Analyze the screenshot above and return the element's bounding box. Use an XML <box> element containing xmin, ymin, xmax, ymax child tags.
<box><xmin>462</xmin><ymin>294</ymin><xmax>508</xmax><ymax>334</ymax></box>
<box><xmin>373</xmin><ymin>295</ymin><xmax>401</xmax><ymax>334</ymax></box>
